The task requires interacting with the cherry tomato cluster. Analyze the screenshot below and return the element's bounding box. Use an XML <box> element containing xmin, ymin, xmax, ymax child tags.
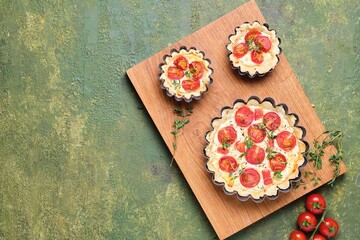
<box><xmin>289</xmin><ymin>193</ymin><xmax>339</xmax><ymax>240</ymax></box>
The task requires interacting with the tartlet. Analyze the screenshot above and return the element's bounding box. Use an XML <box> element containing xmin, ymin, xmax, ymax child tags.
<box><xmin>159</xmin><ymin>46</ymin><xmax>213</xmax><ymax>102</ymax></box>
<box><xmin>203</xmin><ymin>97</ymin><xmax>308</xmax><ymax>202</ymax></box>
<box><xmin>226</xmin><ymin>21</ymin><xmax>282</xmax><ymax>78</ymax></box>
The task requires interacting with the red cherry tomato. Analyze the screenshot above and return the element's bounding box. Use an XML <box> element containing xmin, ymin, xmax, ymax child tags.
<box><xmin>235</xmin><ymin>141</ymin><xmax>246</xmax><ymax>153</ymax></box>
<box><xmin>251</xmin><ymin>50</ymin><xmax>264</xmax><ymax>64</ymax></box>
<box><xmin>235</xmin><ymin>107</ymin><xmax>254</xmax><ymax>127</ymax></box>
<box><xmin>217</xmin><ymin>147</ymin><xmax>229</xmax><ymax>155</ymax></box>
<box><xmin>189</xmin><ymin>61</ymin><xmax>204</xmax><ymax>80</ymax></box>
<box><xmin>217</xmin><ymin>126</ymin><xmax>237</xmax><ymax>145</ymax></box>
<box><xmin>245</xmin><ymin>30</ymin><xmax>261</xmax><ymax>42</ymax></box>
<box><xmin>167</xmin><ymin>66</ymin><xmax>184</xmax><ymax>80</ymax></box>
<box><xmin>255</xmin><ymin>35</ymin><xmax>272</xmax><ymax>52</ymax></box>
<box><xmin>269</xmin><ymin>153</ymin><xmax>287</xmax><ymax>172</ymax></box>
<box><xmin>245</xmin><ymin>145</ymin><xmax>265</xmax><ymax>165</ymax></box>
<box><xmin>297</xmin><ymin>211</ymin><xmax>317</xmax><ymax>232</ymax></box>
<box><xmin>289</xmin><ymin>230</ymin><xmax>307</xmax><ymax>240</ymax></box>
<box><xmin>267</xmin><ymin>139</ymin><xmax>274</xmax><ymax>150</ymax></box>
<box><xmin>319</xmin><ymin>218</ymin><xmax>339</xmax><ymax>238</ymax></box>
<box><xmin>263</xmin><ymin>112</ymin><xmax>281</xmax><ymax>130</ymax></box>
<box><xmin>313</xmin><ymin>234</ymin><xmax>327</xmax><ymax>240</ymax></box>
<box><xmin>233</xmin><ymin>42</ymin><xmax>248</xmax><ymax>58</ymax></box>
<box><xmin>254</xmin><ymin>108</ymin><xmax>263</xmax><ymax>120</ymax></box>
<box><xmin>248</xmin><ymin>124</ymin><xmax>266</xmax><ymax>143</ymax></box>
<box><xmin>305</xmin><ymin>193</ymin><xmax>327</xmax><ymax>215</ymax></box>
<box><xmin>262</xmin><ymin>169</ymin><xmax>273</xmax><ymax>185</ymax></box>
<box><xmin>173</xmin><ymin>56</ymin><xmax>188</xmax><ymax>70</ymax></box>
<box><xmin>218</xmin><ymin>156</ymin><xmax>238</xmax><ymax>173</ymax></box>
<box><xmin>240</xmin><ymin>168</ymin><xmax>260</xmax><ymax>188</ymax></box>
<box><xmin>181</xmin><ymin>78</ymin><xmax>200</xmax><ymax>91</ymax></box>
<box><xmin>276</xmin><ymin>131</ymin><xmax>297</xmax><ymax>151</ymax></box>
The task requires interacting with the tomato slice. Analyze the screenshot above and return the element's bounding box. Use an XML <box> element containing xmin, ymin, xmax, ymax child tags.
<box><xmin>235</xmin><ymin>141</ymin><xmax>246</xmax><ymax>153</ymax></box>
<box><xmin>276</xmin><ymin>131</ymin><xmax>296</xmax><ymax>151</ymax></box>
<box><xmin>263</xmin><ymin>112</ymin><xmax>281</xmax><ymax>130</ymax></box>
<box><xmin>181</xmin><ymin>78</ymin><xmax>200</xmax><ymax>91</ymax></box>
<box><xmin>267</xmin><ymin>139</ymin><xmax>274</xmax><ymax>150</ymax></box>
<box><xmin>233</xmin><ymin>42</ymin><xmax>248</xmax><ymax>58</ymax></box>
<box><xmin>173</xmin><ymin>56</ymin><xmax>188</xmax><ymax>70</ymax></box>
<box><xmin>217</xmin><ymin>147</ymin><xmax>229</xmax><ymax>155</ymax></box>
<box><xmin>251</xmin><ymin>50</ymin><xmax>264</xmax><ymax>64</ymax></box>
<box><xmin>235</xmin><ymin>107</ymin><xmax>254</xmax><ymax>127</ymax></box>
<box><xmin>245</xmin><ymin>30</ymin><xmax>261</xmax><ymax>42</ymax></box>
<box><xmin>245</xmin><ymin>145</ymin><xmax>265</xmax><ymax>165</ymax></box>
<box><xmin>167</xmin><ymin>66</ymin><xmax>184</xmax><ymax>80</ymax></box>
<box><xmin>269</xmin><ymin>153</ymin><xmax>287</xmax><ymax>172</ymax></box>
<box><xmin>262</xmin><ymin>170</ymin><xmax>273</xmax><ymax>185</ymax></box>
<box><xmin>219</xmin><ymin>156</ymin><xmax>238</xmax><ymax>173</ymax></box>
<box><xmin>248</xmin><ymin>124</ymin><xmax>266</xmax><ymax>143</ymax></box>
<box><xmin>254</xmin><ymin>108</ymin><xmax>263</xmax><ymax>120</ymax></box>
<box><xmin>218</xmin><ymin>126</ymin><xmax>237</xmax><ymax>145</ymax></box>
<box><xmin>240</xmin><ymin>168</ymin><xmax>260</xmax><ymax>188</ymax></box>
<box><xmin>189</xmin><ymin>61</ymin><xmax>204</xmax><ymax>80</ymax></box>
<box><xmin>254</xmin><ymin>35</ymin><xmax>272</xmax><ymax>53</ymax></box>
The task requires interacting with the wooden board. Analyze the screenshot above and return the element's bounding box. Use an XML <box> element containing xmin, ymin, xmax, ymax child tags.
<box><xmin>126</xmin><ymin>0</ymin><xmax>347</xmax><ymax>239</ymax></box>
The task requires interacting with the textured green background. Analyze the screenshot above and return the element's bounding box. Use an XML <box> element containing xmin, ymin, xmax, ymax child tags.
<box><xmin>0</xmin><ymin>0</ymin><xmax>359</xmax><ymax>239</ymax></box>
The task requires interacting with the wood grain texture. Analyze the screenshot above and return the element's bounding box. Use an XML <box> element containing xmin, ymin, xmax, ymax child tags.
<box><xmin>126</xmin><ymin>0</ymin><xmax>347</xmax><ymax>239</ymax></box>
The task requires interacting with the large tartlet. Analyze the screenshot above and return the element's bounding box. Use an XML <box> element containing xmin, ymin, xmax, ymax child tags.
<box><xmin>159</xmin><ymin>46</ymin><xmax>213</xmax><ymax>102</ymax></box>
<box><xmin>204</xmin><ymin>97</ymin><xmax>308</xmax><ymax>202</ymax></box>
<box><xmin>226</xmin><ymin>21</ymin><xmax>282</xmax><ymax>78</ymax></box>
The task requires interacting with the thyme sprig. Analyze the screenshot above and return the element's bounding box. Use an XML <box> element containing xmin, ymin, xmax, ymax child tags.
<box><xmin>293</xmin><ymin>171</ymin><xmax>321</xmax><ymax>190</ymax></box>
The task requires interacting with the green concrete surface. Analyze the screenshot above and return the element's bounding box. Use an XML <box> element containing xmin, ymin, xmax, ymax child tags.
<box><xmin>0</xmin><ymin>0</ymin><xmax>359</xmax><ymax>239</ymax></box>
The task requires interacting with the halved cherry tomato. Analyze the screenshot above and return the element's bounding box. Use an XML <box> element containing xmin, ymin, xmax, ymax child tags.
<box><xmin>251</xmin><ymin>50</ymin><xmax>264</xmax><ymax>64</ymax></box>
<box><xmin>235</xmin><ymin>107</ymin><xmax>254</xmax><ymax>127</ymax></box>
<box><xmin>305</xmin><ymin>193</ymin><xmax>327</xmax><ymax>215</ymax></box>
<box><xmin>254</xmin><ymin>108</ymin><xmax>263</xmax><ymax>120</ymax></box>
<box><xmin>233</xmin><ymin>42</ymin><xmax>248</xmax><ymax>58</ymax></box>
<box><xmin>167</xmin><ymin>66</ymin><xmax>184</xmax><ymax>80</ymax></box>
<box><xmin>245</xmin><ymin>145</ymin><xmax>265</xmax><ymax>165</ymax></box>
<box><xmin>313</xmin><ymin>234</ymin><xmax>327</xmax><ymax>240</ymax></box>
<box><xmin>217</xmin><ymin>147</ymin><xmax>229</xmax><ymax>155</ymax></box>
<box><xmin>245</xmin><ymin>30</ymin><xmax>261</xmax><ymax>42</ymax></box>
<box><xmin>297</xmin><ymin>211</ymin><xmax>317</xmax><ymax>232</ymax></box>
<box><xmin>254</xmin><ymin>35</ymin><xmax>272</xmax><ymax>53</ymax></box>
<box><xmin>219</xmin><ymin>156</ymin><xmax>238</xmax><ymax>173</ymax></box>
<box><xmin>269</xmin><ymin>153</ymin><xmax>287</xmax><ymax>172</ymax></box>
<box><xmin>240</xmin><ymin>168</ymin><xmax>260</xmax><ymax>188</ymax></box>
<box><xmin>262</xmin><ymin>170</ymin><xmax>273</xmax><ymax>185</ymax></box>
<box><xmin>173</xmin><ymin>56</ymin><xmax>188</xmax><ymax>70</ymax></box>
<box><xmin>235</xmin><ymin>141</ymin><xmax>246</xmax><ymax>153</ymax></box>
<box><xmin>263</xmin><ymin>112</ymin><xmax>281</xmax><ymax>130</ymax></box>
<box><xmin>276</xmin><ymin>131</ymin><xmax>296</xmax><ymax>151</ymax></box>
<box><xmin>181</xmin><ymin>79</ymin><xmax>200</xmax><ymax>91</ymax></box>
<box><xmin>189</xmin><ymin>61</ymin><xmax>204</xmax><ymax>80</ymax></box>
<box><xmin>289</xmin><ymin>230</ymin><xmax>307</xmax><ymax>240</ymax></box>
<box><xmin>217</xmin><ymin>126</ymin><xmax>237</xmax><ymax>145</ymax></box>
<box><xmin>319</xmin><ymin>218</ymin><xmax>339</xmax><ymax>238</ymax></box>
<box><xmin>248</xmin><ymin>124</ymin><xmax>266</xmax><ymax>143</ymax></box>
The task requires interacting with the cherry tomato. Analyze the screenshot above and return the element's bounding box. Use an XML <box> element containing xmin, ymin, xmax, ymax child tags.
<box><xmin>189</xmin><ymin>61</ymin><xmax>204</xmax><ymax>80</ymax></box>
<box><xmin>233</xmin><ymin>42</ymin><xmax>248</xmax><ymax>58</ymax></box>
<box><xmin>181</xmin><ymin>78</ymin><xmax>200</xmax><ymax>91</ymax></box>
<box><xmin>240</xmin><ymin>168</ymin><xmax>260</xmax><ymax>188</ymax></box>
<box><xmin>305</xmin><ymin>193</ymin><xmax>327</xmax><ymax>215</ymax></box>
<box><xmin>217</xmin><ymin>147</ymin><xmax>229</xmax><ymax>155</ymax></box>
<box><xmin>245</xmin><ymin>30</ymin><xmax>261</xmax><ymax>42</ymax></box>
<box><xmin>319</xmin><ymin>218</ymin><xmax>339</xmax><ymax>238</ymax></box>
<box><xmin>217</xmin><ymin>126</ymin><xmax>237</xmax><ymax>145</ymax></box>
<box><xmin>269</xmin><ymin>153</ymin><xmax>287</xmax><ymax>172</ymax></box>
<box><xmin>245</xmin><ymin>145</ymin><xmax>265</xmax><ymax>165</ymax></box>
<box><xmin>219</xmin><ymin>156</ymin><xmax>238</xmax><ymax>173</ymax></box>
<box><xmin>167</xmin><ymin>66</ymin><xmax>184</xmax><ymax>80</ymax></box>
<box><xmin>267</xmin><ymin>139</ymin><xmax>274</xmax><ymax>150</ymax></box>
<box><xmin>235</xmin><ymin>141</ymin><xmax>246</xmax><ymax>153</ymax></box>
<box><xmin>173</xmin><ymin>56</ymin><xmax>188</xmax><ymax>70</ymax></box>
<box><xmin>313</xmin><ymin>234</ymin><xmax>327</xmax><ymax>240</ymax></box>
<box><xmin>248</xmin><ymin>124</ymin><xmax>266</xmax><ymax>143</ymax></box>
<box><xmin>263</xmin><ymin>112</ymin><xmax>281</xmax><ymax>130</ymax></box>
<box><xmin>297</xmin><ymin>211</ymin><xmax>317</xmax><ymax>232</ymax></box>
<box><xmin>235</xmin><ymin>107</ymin><xmax>254</xmax><ymax>127</ymax></box>
<box><xmin>251</xmin><ymin>50</ymin><xmax>264</xmax><ymax>64</ymax></box>
<box><xmin>276</xmin><ymin>131</ymin><xmax>296</xmax><ymax>151</ymax></box>
<box><xmin>262</xmin><ymin>170</ymin><xmax>273</xmax><ymax>185</ymax></box>
<box><xmin>254</xmin><ymin>35</ymin><xmax>272</xmax><ymax>53</ymax></box>
<box><xmin>254</xmin><ymin>108</ymin><xmax>263</xmax><ymax>120</ymax></box>
<box><xmin>289</xmin><ymin>230</ymin><xmax>307</xmax><ymax>240</ymax></box>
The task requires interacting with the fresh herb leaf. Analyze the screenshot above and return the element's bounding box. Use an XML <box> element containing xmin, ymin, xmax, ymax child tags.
<box><xmin>172</xmin><ymin>80</ymin><xmax>181</xmax><ymax>90</ymax></box>
<box><xmin>266</xmin><ymin>148</ymin><xmax>277</xmax><ymax>159</ymax></box>
<box><xmin>267</xmin><ymin>130</ymin><xmax>276</xmax><ymax>139</ymax></box>
<box><xmin>274</xmin><ymin>171</ymin><xmax>283</xmax><ymax>178</ymax></box>
<box><xmin>244</xmin><ymin>136</ymin><xmax>253</xmax><ymax>149</ymax></box>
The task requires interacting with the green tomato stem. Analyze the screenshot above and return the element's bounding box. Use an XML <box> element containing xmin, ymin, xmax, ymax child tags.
<box><xmin>309</xmin><ymin>208</ymin><xmax>327</xmax><ymax>240</ymax></box>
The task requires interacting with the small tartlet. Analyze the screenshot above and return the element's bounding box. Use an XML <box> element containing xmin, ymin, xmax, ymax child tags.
<box><xmin>226</xmin><ymin>21</ymin><xmax>282</xmax><ymax>78</ymax></box>
<box><xmin>203</xmin><ymin>97</ymin><xmax>308</xmax><ymax>203</ymax></box>
<box><xmin>159</xmin><ymin>46</ymin><xmax>213</xmax><ymax>102</ymax></box>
